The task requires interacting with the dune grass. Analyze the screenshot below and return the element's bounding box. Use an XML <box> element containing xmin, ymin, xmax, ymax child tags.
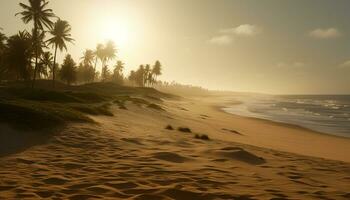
<box><xmin>69</xmin><ymin>103</ymin><xmax>113</xmax><ymax>116</ymax></box>
<box><xmin>0</xmin><ymin>100</ymin><xmax>91</xmax><ymax>131</ymax></box>
<box><xmin>0</xmin><ymin>81</ymin><xmax>171</xmax><ymax>132</ymax></box>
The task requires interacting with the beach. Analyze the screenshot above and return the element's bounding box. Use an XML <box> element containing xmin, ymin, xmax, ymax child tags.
<box><xmin>0</xmin><ymin>93</ymin><xmax>349</xmax><ymax>199</ymax></box>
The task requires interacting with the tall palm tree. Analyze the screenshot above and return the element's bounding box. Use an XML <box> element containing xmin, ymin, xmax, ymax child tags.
<box><xmin>144</xmin><ymin>64</ymin><xmax>151</xmax><ymax>86</ymax></box>
<box><xmin>152</xmin><ymin>60</ymin><xmax>162</xmax><ymax>85</ymax></box>
<box><xmin>101</xmin><ymin>40</ymin><xmax>117</xmax><ymax>81</ymax></box>
<box><xmin>47</xmin><ymin>19</ymin><xmax>74</xmax><ymax>88</ymax></box>
<box><xmin>94</xmin><ymin>43</ymin><xmax>104</xmax><ymax>81</ymax></box>
<box><xmin>104</xmin><ymin>40</ymin><xmax>117</xmax><ymax>61</ymax></box>
<box><xmin>16</xmin><ymin>0</ymin><xmax>55</xmax><ymax>88</ymax></box>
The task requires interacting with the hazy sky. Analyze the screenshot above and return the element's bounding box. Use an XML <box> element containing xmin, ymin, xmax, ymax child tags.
<box><xmin>1</xmin><ymin>0</ymin><xmax>350</xmax><ymax>94</ymax></box>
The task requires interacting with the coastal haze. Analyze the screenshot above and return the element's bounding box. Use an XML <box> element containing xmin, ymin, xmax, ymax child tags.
<box><xmin>0</xmin><ymin>1</ymin><xmax>350</xmax><ymax>200</ymax></box>
<box><xmin>1</xmin><ymin>0</ymin><xmax>350</xmax><ymax>94</ymax></box>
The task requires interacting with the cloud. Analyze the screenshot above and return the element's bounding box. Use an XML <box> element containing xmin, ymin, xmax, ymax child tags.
<box><xmin>309</xmin><ymin>28</ymin><xmax>341</xmax><ymax>39</ymax></box>
<box><xmin>339</xmin><ymin>60</ymin><xmax>350</xmax><ymax>68</ymax></box>
<box><xmin>208</xmin><ymin>35</ymin><xmax>233</xmax><ymax>45</ymax></box>
<box><xmin>220</xmin><ymin>24</ymin><xmax>260</xmax><ymax>36</ymax></box>
<box><xmin>276</xmin><ymin>62</ymin><xmax>306</xmax><ymax>69</ymax></box>
<box><xmin>208</xmin><ymin>24</ymin><xmax>260</xmax><ymax>46</ymax></box>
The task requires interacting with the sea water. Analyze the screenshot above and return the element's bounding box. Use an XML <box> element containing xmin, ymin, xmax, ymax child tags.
<box><xmin>222</xmin><ymin>94</ymin><xmax>350</xmax><ymax>138</ymax></box>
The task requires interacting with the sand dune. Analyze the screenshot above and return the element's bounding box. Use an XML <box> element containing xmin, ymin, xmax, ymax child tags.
<box><xmin>0</xmin><ymin>98</ymin><xmax>349</xmax><ymax>199</ymax></box>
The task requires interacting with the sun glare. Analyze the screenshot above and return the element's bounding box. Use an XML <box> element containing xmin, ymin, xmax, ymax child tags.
<box><xmin>98</xmin><ymin>18</ymin><xmax>130</xmax><ymax>49</ymax></box>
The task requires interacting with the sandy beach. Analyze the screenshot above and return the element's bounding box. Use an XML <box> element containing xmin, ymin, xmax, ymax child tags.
<box><xmin>0</xmin><ymin>94</ymin><xmax>349</xmax><ymax>200</ymax></box>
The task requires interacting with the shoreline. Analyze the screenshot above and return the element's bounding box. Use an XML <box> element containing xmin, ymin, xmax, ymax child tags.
<box><xmin>212</xmin><ymin>94</ymin><xmax>350</xmax><ymax>139</ymax></box>
<box><xmin>184</xmin><ymin>95</ymin><xmax>350</xmax><ymax>163</ymax></box>
<box><xmin>217</xmin><ymin>94</ymin><xmax>350</xmax><ymax>139</ymax></box>
<box><xmin>220</xmin><ymin>106</ymin><xmax>350</xmax><ymax>140</ymax></box>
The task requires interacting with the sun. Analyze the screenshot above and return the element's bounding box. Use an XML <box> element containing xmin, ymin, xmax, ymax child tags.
<box><xmin>98</xmin><ymin>18</ymin><xmax>130</xmax><ymax>48</ymax></box>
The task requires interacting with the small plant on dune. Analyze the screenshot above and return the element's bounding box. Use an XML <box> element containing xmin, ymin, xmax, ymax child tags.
<box><xmin>178</xmin><ymin>127</ymin><xmax>192</xmax><ymax>133</ymax></box>
<box><xmin>165</xmin><ymin>125</ymin><xmax>174</xmax><ymax>130</ymax></box>
<box><xmin>195</xmin><ymin>134</ymin><xmax>210</xmax><ymax>140</ymax></box>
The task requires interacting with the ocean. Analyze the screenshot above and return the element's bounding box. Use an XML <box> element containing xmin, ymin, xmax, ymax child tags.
<box><xmin>222</xmin><ymin>94</ymin><xmax>350</xmax><ymax>138</ymax></box>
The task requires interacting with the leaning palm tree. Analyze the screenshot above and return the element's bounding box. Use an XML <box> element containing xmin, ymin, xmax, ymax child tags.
<box><xmin>47</xmin><ymin>19</ymin><xmax>74</xmax><ymax>88</ymax></box>
<box><xmin>16</xmin><ymin>0</ymin><xmax>55</xmax><ymax>88</ymax></box>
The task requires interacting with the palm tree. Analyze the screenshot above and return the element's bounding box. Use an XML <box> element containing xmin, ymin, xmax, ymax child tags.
<box><xmin>128</xmin><ymin>70</ymin><xmax>136</xmax><ymax>85</ymax></box>
<box><xmin>144</xmin><ymin>64</ymin><xmax>151</xmax><ymax>86</ymax></box>
<box><xmin>112</xmin><ymin>60</ymin><xmax>125</xmax><ymax>84</ymax></box>
<box><xmin>101</xmin><ymin>40</ymin><xmax>117</xmax><ymax>81</ymax></box>
<box><xmin>135</xmin><ymin>65</ymin><xmax>145</xmax><ymax>87</ymax></box>
<box><xmin>104</xmin><ymin>40</ymin><xmax>117</xmax><ymax>61</ymax></box>
<box><xmin>47</xmin><ymin>19</ymin><xmax>74</xmax><ymax>88</ymax></box>
<box><xmin>94</xmin><ymin>43</ymin><xmax>104</xmax><ymax>81</ymax></box>
<box><xmin>152</xmin><ymin>60</ymin><xmax>162</xmax><ymax>85</ymax></box>
<box><xmin>78</xmin><ymin>50</ymin><xmax>95</xmax><ymax>83</ymax></box>
<box><xmin>3</xmin><ymin>31</ymin><xmax>33</xmax><ymax>80</ymax></box>
<box><xmin>0</xmin><ymin>29</ymin><xmax>7</xmax><ymax>54</ymax></box>
<box><xmin>16</xmin><ymin>0</ymin><xmax>55</xmax><ymax>87</ymax></box>
<box><xmin>0</xmin><ymin>29</ymin><xmax>7</xmax><ymax>78</ymax></box>
<box><xmin>81</xmin><ymin>49</ymin><xmax>95</xmax><ymax>66</ymax></box>
<box><xmin>60</xmin><ymin>54</ymin><xmax>76</xmax><ymax>85</ymax></box>
<box><xmin>114</xmin><ymin>60</ymin><xmax>124</xmax><ymax>75</ymax></box>
<box><xmin>39</xmin><ymin>51</ymin><xmax>53</xmax><ymax>78</ymax></box>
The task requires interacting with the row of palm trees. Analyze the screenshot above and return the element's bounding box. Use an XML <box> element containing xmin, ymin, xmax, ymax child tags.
<box><xmin>0</xmin><ymin>0</ymin><xmax>163</xmax><ymax>88</ymax></box>
<box><xmin>16</xmin><ymin>0</ymin><xmax>74</xmax><ymax>88</ymax></box>
<box><xmin>128</xmin><ymin>61</ymin><xmax>162</xmax><ymax>87</ymax></box>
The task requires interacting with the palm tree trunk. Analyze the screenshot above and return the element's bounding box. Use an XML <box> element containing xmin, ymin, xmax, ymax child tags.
<box><xmin>93</xmin><ymin>57</ymin><xmax>98</xmax><ymax>82</ymax></box>
<box><xmin>101</xmin><ymin>58</ymin><xmax>106</xmax><ymax>82</ymax></box>
<box><xmin>32</xmin><ymin>48</ymin><xmax>39</xmax><ymax>88</ymax></box>
<box><xmin>52</xmin><ymin>44</ymin><xmax>58</xmax><ymax>88</ymax></box>
<box><xmin>31</xmin><ymin>22</ymin><xmax>38</xmax><ymax>89</ymax></box>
